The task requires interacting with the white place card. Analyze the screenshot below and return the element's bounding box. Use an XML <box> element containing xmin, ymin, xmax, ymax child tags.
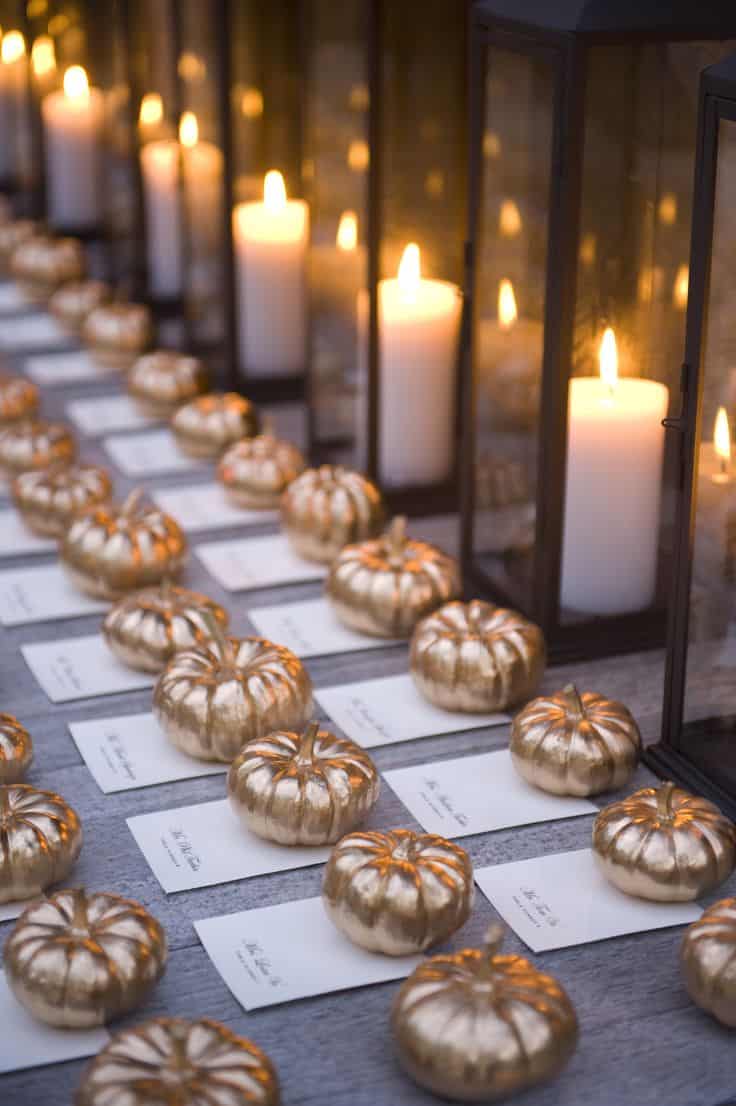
<box><xmin>196</xmin><ymin>534</ymin><xmax>327</xmax><ymax>592</ymax></box>
<box><xmin>66</xmin><ymin>393</ymin><xmax>156</xmax><ymax>435</ymax></box>
<box><xmin>0</xmin><ymin>283</ymin><xmax>29</xmax><ymax>314</ymax></box>
<box><xmin>384</xmin><ymin>750</ymin><xmax>596</xmax><ymax>838</ymax></box>
<box><xmin>0</xmin><ymin>900</ymin><xmax>28</xmax><ymax>923</ymax></box>
<box><xmin>0</xmin><ymin>564</ymin><xmax>107</xmax><ymax>626</ymax></box>
<box><xmin>22</xmin><ymin>634</ymin><xmax>155</xmax><ymax>703</ymax></box>
<box><xmin>248</xmin><ymin>597</ymin><xmax>396</xmax><ymax>659</ymax></box>
<box><xmin>128</xmin><ymin>799</ymin><xmax>329</xmax><ymax>893</ymax></box>
<box><xmin>152</xmin><ymin>482</ymin><xmax>277</xmax><ymax>533</ymax></box>
<box><xmin>0</xmin><ymin>510</ymin><xmax>56</xmax><ymax>558</ymax></box>
<box><xmin>0</xmin><ymin>972</ymin><xmax>109</xmax><ymax>1074</ymax></box>
<box><xmin>475</xmin><ymin>848</ymin><xmax>702</xmax><ymax>953</ymax></box>
<box><xmin>316</xmin><ymin>673</ymin><xmax>508</xmax><ymax>750</ymax></box>
<box><xmin>0</xmin><ymin>313</ymin><xmax>70</xmax><ymax>351</ymax></box>
<box><xmin>195</xmin><ymin>896</ymin><xmax>420</xmax><ymax>1011</ymax></box>
<box><xmin>104</xmin><ymin>428</ymin><xmax>207</xmax><ymax>477</ymax></box>
<box><xmin>25</xmin><ymin>349</ymin><xmax>102</xmax><ymax>384</ymax></box>
<box><xmin>69</xmin><ymin>711</ymin><xmax>225</xmax><ymax>793</ymax></box>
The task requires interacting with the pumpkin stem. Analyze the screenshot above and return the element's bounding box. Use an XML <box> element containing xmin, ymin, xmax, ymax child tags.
<box><xmin>260</xmin><ymin>417</ymin><xmax>274</xmax><ymax>440</ymax></box>
<box><xmin>70</xmin><ymin>889</ymin><xmax>89</xmax><ymax>931</ymax></box>
<box><xmin>201</xmin><ymin>610</ymin><xmax>234</xmax><ymax>664</ymax></box>
<box><xmin>657</xmin><ymin>781</ymin><xmax>676</xmax><ymax>821</ymax></box>
<box><xmin>483</xmin><ymin>923</ymin><xmax>505</xmax><ymax>959</ymax></box>
<box><xmin>121</xmin><ymin>487</ymin><xmax>144</xmax><ymax>517</ymax></box>
<box><xmin>160</xmin><ymin>576</ymin><xmax>172</xmax><ymax>601</ymax></box>
<box><xmin>563</xmin><ymin>683</ymin><xmax>585</xmax><ymax>719</ymax></box>
<box><xmin>387</xmin><ymin>516</ymin><xmax>407</xmax><ymax>562</ymax></box>
<box><xmin>298</xmin><ymin>721</ymin><xmax>321</xmax><ymax>762</ymax></box>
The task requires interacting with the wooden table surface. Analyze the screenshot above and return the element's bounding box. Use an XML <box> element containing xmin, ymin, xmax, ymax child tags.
<box><xmin>1</xmin><ymin>323</ymin><xmax>734</xmax><ymax>1106</ymax></box>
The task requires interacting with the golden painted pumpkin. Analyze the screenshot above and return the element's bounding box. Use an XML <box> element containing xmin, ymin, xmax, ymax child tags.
<box><xmin>75</xmin><ymin>1017</ymin><xmax>280</xmax><ymax>1106</ymax></box>
<box><xmin>103</xmin><ymin>580</ymin><xmax>228</xmax><ymax>673</ymax></box>
<box><xmin>392</xmin><ymin>925</ymin><xmax>578</xmax><ymax>1101</ymax></box>
<box><xmin>0</xmin><ymin>218</ymin><xmax>39</xmax><ymax>272</ymax></box>
<box><xmin>593</xmin><ymin>782</ymin><xmax>736</xmax><ymax>902</ymax></box>
<box><xmin>218</xmin><ymin>424</ymin><xmax>306</xmax><ymax>509</ymax></box>
<box><xmin>49</xmin><ymin>278</ymin><xmax>111</xmax><ymax>335</ymax></box>
<box><xmin>510</xmin><ymin>684</ymin><xmax>642</xmax><ymax>797</ymax></box>
<box><xmin>82</xmin><ymin>302</ymin><xmax>153</xmax><ymax>370</ymax></box>
<box><xmin>326</xmin><ymin>516</ymin><xmax>461</xmax><ymax>638</ymax></box>
<box><xmin>127</xmin><ymin>350</ymin><xmax>210</xmax><ymax>418</ymax></box>
<box><xmin>60</xmin><ymin>487</ymin><xmax>188</xmax><ymax>600</ymax></box>
<box><xmin>0</xmin><ymin>419</ymin><xmax>76</xmax><ymax>480</ymax></box>
<box><xmin>0</xmin><ymin>784</ymin><xmax>82</xmax><ymax>903</ymax></box>
<box><xmin>0</xmin><ymin>714</ymin><xmax>33</xmax><ymax>784</ymax></box>
<box><xmin>0</xmin><ymin>373</ymin><xmax>39</xmax><ymax>425</ymax></box>
<box><xmin>681</xmin><ymin>898</ymin><xmax>736</xmax><ymax>1027</ymax></box>
<box><xmin>171</xmin><ymin>392</ymin><xmax>260</xmax><ymax>459</ymax></box>
<box><xmin>227</xmin><ymin>721</ymin><xmax>380</xmax><ymax>845</ymax></box>
<box><xmin>322</xmin><ymin>828</ymin><xmax>473</xmax><ymax>955</ymax></box>
<box><xmin>5</xmin><ymin>888</ymin><xmax>167</xmax><ymax>1028</ymax></box>
<box><xmin>410</xmin><ymin>599</ymin><xmax>545</xmax><ymax>713</ymax></box>
<box><xmin>154</xmin><ymin>622</ymin><xmax>313</xmax><ymax>762</ymax></box>
<box><xmin>12</xmin><ymin>461</ymin><xmax>112</xmax><ymax>537</ymax></box>
<box><xmin>11</xmin><ymin>234</ymin><xmax>86</xmax><ymax>301</ymax></box>
<box><xmin>281</xmin><ymin>464</ymin><xmax>385</xmax><ymax>564</ymax></box>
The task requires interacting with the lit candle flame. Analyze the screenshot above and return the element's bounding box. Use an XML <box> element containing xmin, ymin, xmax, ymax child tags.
<box><xmin>336</xmin><ymin>211</ymin><xmax>358</xmax><ymax>252</ymax></box>
<box><xmin>30</xmin><ymin>35</ymin><xmax>54</xmax><ymax>77</ymax></box>
<box><xmin>599</xmin><ymin>327</ymin><xmax>618</xmax><ymax>393</ymax></box>
<box><xmin>264</xmin><ymin>170</ymin><xmax>287</xmax><ymax>213</ymax></box>
<box><xmin>63</xmin><ymin>65</ymin><xmax>89</xmax><ymax>100</ymax></box>
<box><xmin>673</xmin><ymin>264</ymin><xmax>689</xmax><ymax>311</ymax></box>
<box><xmin>240</xmin><ymin>87</ymin><xmax>263</xmax><ymax>119</ymax></box>
<box><xmin>499</xmin><ymin>199</ymin><xmax>522</xmax><ymax>238</ymax></box>
<box><xmin>659</xmin><ymin>192</ymin><xmax>677</xmax><ymax>226</ymax></box>
<box><xmin>179</xmin><ymin>111</ymin><xmax>198</xmax><ymax>147</ymax></box>
<box><xmin>139</xmin><ymin>92</ymin><xmax>163</xmax><ymax>127</ymax></box>
<box><xmin>498</xmin><ymin>279</ymin><xmax>517</xmax><ymax>331</ymax></box>
<box><xmin>347</xmin><ymin>139</ymin><xmax>369</xmax><ymax>172</ymax></box>
<box><xmin>715</xmin><ymin>406</ymin><xmax>731</xmax><ymax>462</ymax></box>
<box><xmin>1</xmin><ymin>30</ymin><xmax>25</xmax><ymax>64</ymax></box>
<box><xmin>397</xmin><ymin>243</ymin><xmax>421</xmax><ymax>297</ymax></box>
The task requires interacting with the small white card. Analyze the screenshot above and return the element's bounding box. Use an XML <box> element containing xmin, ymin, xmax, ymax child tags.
<box><xmin>0</xmin><ymin>972</ymin><xmax>109</xmax><ymax>1074</ymax></box>
<box><xmin>69</xmin><ymin>711</ymin><xmax>225</xmax><ymax>793</ymax></box>
<box><xmin>25</xmin><ymin>349</ymin><xmax>102</xmax><ymax>384</ymax></box>
<box><xmin>475</xmin><ymin>848</ymin><xmax>702</xmax><ymax>953</ymax></box>
<box><xmin>195</xmin><ymin>896</ymin><xmax>420</xmax><ymax>1011</ymax></box>
<box><xmin>0</xmin><ymin>900</ymin><xmax>28</xmax><ymax>923</ymax></box>
<box><xmin>22</xmin><ymin>634</ymin><xmax>155</xmax><ymax>703</ymax></box>
<box><xmin>315</xmin><ymin>673</ymin><xmax>508</xmax><ymax>749</ymax></box>
<box><xmin>248</xmin><ymin>597</ymin><xmax>395</xmax><ymax>659</ymax></box>
<box><xmin>152</xmin><ymin>482</ymin><xmax>277</xmax><ymax>533</ymax></box>
<box><xmin>66</xmin><ymin>393</ymin><xmax>156</xmax><ymax>435</ymax></box>
<box><xmin>128</xmin><ymin>799</ymin><xmax>329</xmax><ymax>893</ymax></box>
<box><xmin>196</xmin><ymin>534</ymin><xmax>327</xmax><ymax>592</ymax></box>
<box><xmin>0</xmin><ymin>564</ymin><xmax>107</xmax><ymax>626</ymax></box>
<box><xmin>384</xmin><ymin>750</ymin><xmax>596</xmax><ymax>838</ymax></box>
<box><xmin>0</xmin><ymin>510</ymin><xmax>56</xmax><ymax>558</ymax></box>
<box><xmin>104</xmin><ymin>428</ymin><xmax>207</xmax><ymax>477</ymax></box>
<box><xmin>0</xmin><ymin>283</ymin><xmax>29</xmax><ymax>314</ymax></box>
<box><xmin>0</xmin><ymin>313</ymin><xmax>70</xmax><ymax>351</ymax></box>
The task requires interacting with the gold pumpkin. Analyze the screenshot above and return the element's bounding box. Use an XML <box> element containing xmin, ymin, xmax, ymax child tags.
<box><xmin>410</xmin><ymin>599</ymin><xmax>545</xmax><ymax>713</ymax></box>
<box><xmin>0</xmin><ymin>784</ymin><xmax>82</xmax><ymax>903</ymax></box>
<box><xmin>0</xmin><ymin>419</ymin><xmax>76</xmax><ymax>480</ymax></box>
<box><xmin>391</xmin><ymin>925</ymin><xmax>578</xmax><ymax>1102</ymax></box>
<box><xmin>510</xmin><ymin>684</ymin><xmax>642</xmax><ymax>797</ymax></box>
<box><xmin>0</xmin><ymin>218</ymin><xmax>39</xmax><ymax>272</ymax></box>
<box><xmin>5</xmin><ymin>888</ymin><xmax>167</xmax><ymax>1028</ymax></box>
<box><xmin>217</xmin><ymin>424</ymin><xmax>306</xmax><ymax>509</ymax></box>
<box><xmin>154</xmin><ymin>621</ymin><xmax>313</xmax><ymax>762</ymax></box>
<box><xmin>227</xmin><ymin>721</ymin><xmax>380</xmax><ymax>845</ymax></box>
<box><xmin>11</xmin><ymin>234</ymin><xmax>86</xmax><ymax>301</ymax></box>
<box><xmin>82</xmin><ymin>302</ymin><xmax>153</xmax><ymax>370</ymax></box>
<box><xmin>127</xmin><ymin>350</ymin><xmax>210</xmax><ymax>418</ymax></box>
<box><xmin>681</xmin><ymin>898</ymin><xmax>736</xmax><ymax>1027</ymax></box>
<box><xmin>0</xmin><ymin>373</ymin><xmax>39</xmax><ymax>425</ymax></box>
<box><xmin>326</xmin><ymin>516</ymin><xmax>461</xmax><ymax>638</ymax></box>
<box><xmin>103</xmin><ymin>580</ymin><xmax>228</xmax><ymax>673</ymax></box>
<box><xmin>75</xmin><ymin>1017</ymin><xmax>280</xmax><ymax>1106</ymax></box>
<box><xmin>281</xmin><ymin>464</ymin><xmax>385</xmax><ymax>564</ymax></box>
<box><xmin>12</xmin><ymin>461</ymin><xmax>112</xmax><ymax>537</ymax></box>
<box><xmin>0</xmin><ymin>714</ymin><xmax>33</xmax><ymax>784</ymax></box>
<box><xmin>593</xmin><ymin>782</ymin><xmax>736</xmax><ymax>902</ymax></box>
<box><xmin>171</xmin><ymin>391</ymin><xmax>260</xmax><ymax>459</ymax></box>
<box><xmin>60</xmin><ymin>487</ymin><xmax>188</xmax><ymax>600</ymax></box>
<box><xmin>322</xmin><ymin>827</ymin><xmax>473</xmax><ymax>955</ymax></box>
<box><xmin>49</xmin><ymin>278</ymin><xmax>111</xmax><ymax>335</ymax></box>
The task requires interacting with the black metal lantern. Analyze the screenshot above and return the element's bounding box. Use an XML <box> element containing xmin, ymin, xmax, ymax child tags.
<box><xmin>0</xmin><ymin>2</ymin><xmax>36</xmax><ymax>212</ymax></box>
<box><xmin>461</xmin><ymin>0</ymin><xmax>736</xmax><ymax>661</ymax></box>
<box><xmin>646</xmin><ymin>52</ymin><xmax>736</xmax><ymax>818</ymax></box>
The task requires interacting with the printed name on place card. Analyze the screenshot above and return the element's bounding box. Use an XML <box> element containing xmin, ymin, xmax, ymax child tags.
<box><xmin>196</xmin><ymin>534</ymin><xmax>327</xmax><ymax>592</ymax></box>
<box><xmin>152</xmin><ymin>483</ymin><xmax>277</xmax><ymax>533</ymax></box>
<box><xmin>0</xmin><ymin>564</ymin><xmax>107</xmax><ymax>626</ymax></box>
<box><xmin>21</xmin><ymin>634</ymin><xmax>154</xmax><ymax>703</ymax></box>
<box><xmin>248</xmin><ymin>597</ymin><xmax>393</xmax><ymax>658</ymax></box>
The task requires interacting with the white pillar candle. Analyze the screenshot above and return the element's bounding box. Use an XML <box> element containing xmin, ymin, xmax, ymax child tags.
<box><xmin>232</xmin><ymin>170</ymin><xmax>308</xmax><ymax>377</ymax></box>
<box><xmin>180</xmin><ymin>112</ymin><xmax>223</xmax><ymax>259</ymax></box>
<box><xmin>376</xmin><ymin>243</ymin><xmax>461</xmax><ymax>488</ymax></box>
<box><xmin>0</xmin><ymin>31</ymin><xmax>28</xmax><ymax>181</ymax></box>
<box><xmin>477</xmin><ymin>278</ymin><xmax>543</xmax><ymax>428</ymax></box>
<box><xmin>560</xmin><ymin>328</ymin><xmax>669</xmax><ymax>615</ymax></box>
<box><xmin>41</xmin><ymin>66</ymin><xmax>103</xmax><ymax>229</ymax></box>
<box><xmin>140</xmin><ymin>138</ymin><xmax>181</xmax><ymax>299</ymax></box>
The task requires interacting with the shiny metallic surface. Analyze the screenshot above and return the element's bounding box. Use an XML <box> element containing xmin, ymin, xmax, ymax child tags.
<box><xmin>0</xmin><ymin>373</ymin><xmax>39</xmax><ymax>425</ymax></box>
<box><xmin>49</xmin><ymin>279</ymin><xmax>111</xmax><ymax>336</ymax></box>
<box><xmin>13</xmin><ymin>462</ymin><xmax>112</xmax><ymax>537</ymax></box>
<box><xmin>0</xmin><ymin>784</ymin><xmax>82</xmax><ymax>903</ymax></box>
<box><xmin>0</xmin><ymin>418</ymin><xmax>76</xmax><ymax>479</ymax></box>
<box><xmin>391</xmin><ymin>926</ymin><xmax>578</xmax><ymax>1102</ymax></box>
<box><xmin>5</xmin><ymin>889</ymin><xmax>167</xmax><ymax>1028</ymax></box>
<box><xmin>103</xmin><ymin>581</ymin><xmax>228</xmax><ymax>673</ymax></box>
<box><xmin>281</xmin><ymin>464</ymin><xmax>385</xmax><ymax>564</ymax></box>
<box><xmin>326</xmin><ymin>516</ymin><xmax>461</xmax><ymax>638</ymax></box>
<box><xmin>510</xmin><ymin>683</ymin><xmax>642</xmax><ymax>797</ymax></box>
<box><xmin>227</xmin><ymin>722</ymin><xmax>380</xmax><ymax>845</ymax></box>
<box><xmin>681</xmin><ymin>898</ymin><xmax>736</xmax><ymax>1027</ymax></box>
<box><xmin>0</xmin><ymin>713</ymin><xmax>33</xmax><ymax>784</ymax></box>
<box><xmin>0</xmin><ymin>219</ymin><xmax>39</xmax><ymax>272</ymax></box>
<box><xmin>127</xmin><ymin>350</ymin><xmax>211</xmax><ymax>418</ymax></box>
<box><xmin>171</xmin><ymin>392</ymin><xmax>260</xmax><ymax>459</ymax></box>
<box><xmin>410</xmin><ymin>599</ymin><xmax>545</xmax><ymax>713</ymax></box>
<box><xmin>60</xmin><ymin>488</ymin><xmax>188</xmax><ymax>600</ymax></box>
<box><xmin>10</xmin><ymin>235</ymin><xmax>86</xmax><ymax>302</ymax></box>
<box><xmin>593</xmin><ymin>782</ymin><xmax>736</xmax><ymax>902</ymax></box>
<box><xmin>218</xmin><ymin>427</ymin><xmax>305</xmax><ymax>509</ymax></box>
<box><xmin>75</xmin><ymin>1017</ymin><xmax>280</xmax><ymax>1106</ymax></box>
<box><xmin>82</xmin><ymin>303</ymin><xmax>153</xmax><ymax>370</ymax></box>
<box><xmin>322</xmin><ymin>828</ymin><xmax>473</xmax><ymax>955</ymax></box>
